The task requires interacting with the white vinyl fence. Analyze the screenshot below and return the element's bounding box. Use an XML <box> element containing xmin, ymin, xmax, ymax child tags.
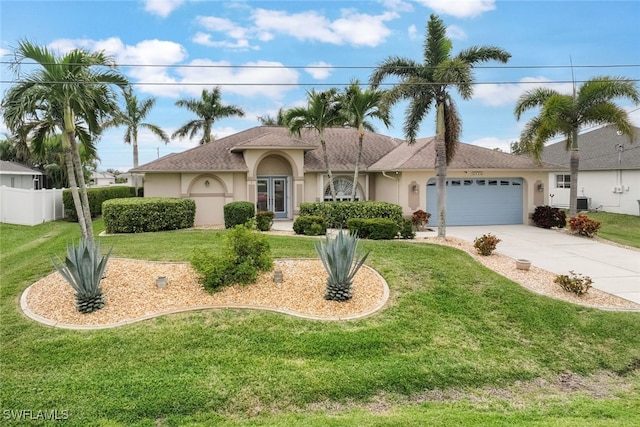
<box><xmin>0</xmin><ymin>186</ymin><xmax>65</xmax><ymax>226</ymax></box>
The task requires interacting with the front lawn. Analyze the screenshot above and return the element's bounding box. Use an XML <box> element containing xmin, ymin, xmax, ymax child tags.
<box><xmin>581</xmin><ymin>211</ymin><xmax>640</xmax><ymax>249</ymax></box>
<box><xmin>1</xmin><ymin>220</ymin><xmax>639</xmax><ymax>426</ymax></box>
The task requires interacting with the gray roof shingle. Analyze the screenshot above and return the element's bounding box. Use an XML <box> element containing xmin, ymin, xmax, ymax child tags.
<box><xmin>540</xmin><ymin>125</ymin><xmax>640</xmax><ymax>170</ymax></box>
<box><xmin>131</xmin><ymin>125</ymin><xmax>562</xmax><ymax>173</ymax></box>
<box><xmin>0</xmin><ymin>160</ymin><xmax>43</xmax><ymax>175</ymax></box>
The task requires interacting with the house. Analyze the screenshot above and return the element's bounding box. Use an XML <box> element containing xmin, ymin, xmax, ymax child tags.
<box><xmin>0</xmin><ymin>160</ymin><xmax>43</xmax><ymax>189</ymax></box>
<box><xmin>131</xmin><ymin>126</ymin><xmax>561</xmax><ymax>227</ymax></box>
<box><xmin>541</xmin><ymin>125</ymin><xmax>640</xmax><ymax>216</ymax></box>
<box><xmin>90</xmin><ymin>171</ymin><xmax>116</xmax><ymax>186</ymax></box>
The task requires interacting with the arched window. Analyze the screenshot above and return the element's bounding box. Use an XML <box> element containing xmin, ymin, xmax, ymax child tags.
<box><xmin>324</xmin><ymin>177</ymin><xmax>362</xmax><ymax>201</ymax></box>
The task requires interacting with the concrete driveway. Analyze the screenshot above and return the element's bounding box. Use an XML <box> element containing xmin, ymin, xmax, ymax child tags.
<box><xmin>272</xmin><ymin>221</ymin><xmax>640</xmax><ymax>305</ymax></box>
<box><xmin>428</xmin><ymin>225</ymin><xmax>640</xmax><ymax>305</ymax></box>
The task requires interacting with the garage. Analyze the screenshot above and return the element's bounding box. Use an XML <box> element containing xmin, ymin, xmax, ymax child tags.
<box><xmin>426</xmin><ymin>177</ymin><xmax>523</xmax><ymax>226</ymax></box>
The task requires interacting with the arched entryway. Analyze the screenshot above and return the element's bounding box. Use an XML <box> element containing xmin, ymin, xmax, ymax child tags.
<box><xmin>256</xmin><ymin>154</ymin><xmax>293</xmax><ymax>218</ymax></box>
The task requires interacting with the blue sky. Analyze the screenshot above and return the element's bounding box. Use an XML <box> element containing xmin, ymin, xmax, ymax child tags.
<box><xmin>1</xmin><ymin>0</ymin><xmax>639</xmax><ymax>172</ymax></box>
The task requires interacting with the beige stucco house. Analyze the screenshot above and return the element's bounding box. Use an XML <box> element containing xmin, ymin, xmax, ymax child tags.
<box><xmin>131</xmin><ymin>126</ymin><xmax>561</xmax><ymax>226</ymax></box>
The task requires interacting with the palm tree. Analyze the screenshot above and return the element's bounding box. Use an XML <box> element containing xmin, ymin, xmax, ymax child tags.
<box><xmin>172</xmin><ymin>87</ymin><xmax>245</xmax><ymax>144</ymax></box>
<box><xmin>104</xmin><ymin>86</ymin><xmax>169</xmax><ymax>168</ymax></box>
<box><xmin>258</xmin><ymin>107</ymin><xmax>288</xmax><ymax>126</ymax></box>
<box><xmin>370</xmin><ymin>14</ymin><xmax>511</xmax><ymax>237</ymax></box>
<box><xmin>2</xmin><ymin>40</ymin><xmax>128</xmax><ymax>242</ymax></box>
<box><xmin>286</xmin><ymin>88</ymin><xmax>343</xmax><ymax>201</ymax></box>
<box><xmin>514</xmin><ymin>76</ymin><xmax>640</xmax><ymax>216</ymax></box>
<box><xmin>340</xmin><ymin>79</ymin><xmax>391</xmax><ymax>201</ymax></box>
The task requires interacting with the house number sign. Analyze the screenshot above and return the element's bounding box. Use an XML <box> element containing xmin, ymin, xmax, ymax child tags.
<box><xmin>470</xmin><ymin>171</ymin><xmax>483</xmax><ymax>176</ymax></box>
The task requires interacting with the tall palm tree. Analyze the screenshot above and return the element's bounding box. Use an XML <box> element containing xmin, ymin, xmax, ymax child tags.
<box><xmin>2</xmin><ymin>40</ymin><xmax>128</xmax><ymax>242</ymax></box>
<box><xmin>172</xmin><ymin>87</ymin><xmax>245</xmax><ymax>144</ymax></box>
<box><xmin>104</xmin><ymin>86</ymin><xmax>169</xmax><ymax>168</ymax></box>
<box><xmin>258</xmin><ymin>107</ymin><xmax>289</xmax><ymax>126</ymax></box>
<box><xmin>370</xmin><ymin>14</ymin><xmax>511</xmax><ymax>237</ymax></box>
<box><xmin>286</xmin><ymin>88</ymin><xmax>343</xmax><ymax>201</ymax></box>
<box><xmin>340</xmin><ymin>79</ymin><xmax>392</xmax><ymax>201</ymax></box>
<box><xmin>514</xmin><ymin>76</ymin><xmax>640</xmax><ymax>216</ymax></box>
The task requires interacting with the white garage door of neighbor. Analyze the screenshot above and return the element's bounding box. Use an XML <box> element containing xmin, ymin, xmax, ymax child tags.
<box><xmin>426</xmin><ymin>178</ymin><xmax>523</xmax><ymax>226</ymax></box>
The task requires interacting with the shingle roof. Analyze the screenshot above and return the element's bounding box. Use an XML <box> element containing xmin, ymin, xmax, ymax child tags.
<box><xmin>540</xmin><ymin>125</ymin><xmax>640</xmax><ymax>170</ymax></box>
<box><xmin>0</xmin><ymin>160</ymin><xmax>43</xmax><ymax>175</ymax></box>
<box><xmin>131</xmin><ymin>125</ymin><xmax>561</xmax><ymax>173</ymax></box>
<box><xmin>369</xmin><ymin>136</ymin><xmax>561</xmax><ymax>171</ymax></box>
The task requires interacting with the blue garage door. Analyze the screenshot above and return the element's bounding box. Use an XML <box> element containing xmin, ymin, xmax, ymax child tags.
<box><xmin>426</xmin><ymin>178</ymin><xmax>523</xmax><ymax>226</ymax></box>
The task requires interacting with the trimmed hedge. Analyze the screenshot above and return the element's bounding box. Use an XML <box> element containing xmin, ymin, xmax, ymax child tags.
<box><xmin>300</xmin><ymin>201</ymin><xmax>403</xmax><ymax>228</ymax></box>
<box><xmin>224</xmin><ymin>201</ymin><xmax>255</xmax><ymax>229</ymax></box>
<box><xmin>63</xmin><ymin>186</ymin><xmax>132</xmax><ymax>221</ymax></box>
<box><xmin>293</xmin><ymin>215</ymin><xmax>327</xmax><ymax>236</ymax></box>
<box><xmin>103</xmin><ymin>197</ymin><xmax>196</xmax><ymax>233</ymax></box>
<box><xmin>346</xmin><ymin>218</ymin><xmax>399</xmax><ymax>240</ymax></box>
<box><xmin>255</xmin><ymin>210</ymin><xmax>275</xmax><ymax>231</ymax></box>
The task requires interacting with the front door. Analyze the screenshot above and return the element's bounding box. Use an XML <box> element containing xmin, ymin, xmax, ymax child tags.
<box><xmin>257</xmin><ymin>176</ymin><xmax>288</xmax><ymax>218</ymax></box>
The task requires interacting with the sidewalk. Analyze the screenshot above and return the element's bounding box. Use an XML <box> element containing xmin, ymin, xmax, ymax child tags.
<box><xmin>272</xmin><ymin>221</ymin><xmax>640</xmax><ymax>305</ymax></box>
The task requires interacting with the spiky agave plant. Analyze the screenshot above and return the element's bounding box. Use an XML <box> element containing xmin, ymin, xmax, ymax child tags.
<box><xmin>314</xmin><ymin>230</ymin><xmax>370</xmax><ymax>301</ymax></box>
<box><xmin>52</xmin><ymin>239</ymin><xmax>112</xmax><ymax>314</ymax></box>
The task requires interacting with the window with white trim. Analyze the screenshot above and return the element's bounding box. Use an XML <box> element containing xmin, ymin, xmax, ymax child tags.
<box><xmin>556</xmin><ymin>174</ymin><xmax>571</xmax><ymax>189</ymax></box>
<box><xmin>324</xmin><ymin>177</ymin><xmax>361</xmax><ymax>201</ymax></box>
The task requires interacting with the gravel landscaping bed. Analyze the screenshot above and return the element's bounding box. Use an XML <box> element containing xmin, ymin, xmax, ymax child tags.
<box><xmin>22</xmin><ymin>236</ymin><xmax>639</xmax><ymax>329</ymax></box>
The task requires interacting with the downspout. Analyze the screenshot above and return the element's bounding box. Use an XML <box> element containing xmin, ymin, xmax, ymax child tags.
<box><xmin>382</xmin><ymin>171</ymin><xmax>400</xmax><ymax>204</ymax></box>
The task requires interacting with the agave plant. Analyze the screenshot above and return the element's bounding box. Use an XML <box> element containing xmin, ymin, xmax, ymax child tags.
<box><xmin>52</xmin><ymin>239</ymin><xmax>112</xmax><ymax>314</ymax></box>
<box><xmin>314</xmin><ymin>230</ymin><xmax>370</xmax><ymax>301</ymax></box>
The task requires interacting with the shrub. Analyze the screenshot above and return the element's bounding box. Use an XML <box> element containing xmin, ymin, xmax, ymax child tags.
<box><xmin>399</xmin><ymin>218</ymin><xmax>416</xmax><ymax>239</ymax></box>
<box><xmin>554</xmin><ymin>270</ymin><xmax>593</xmax><ymax>295</ymax></box>
<box><xmin>191</xmin><ymin>225</ymin><xmax>273</xmax><ymax>292</ymax></box>
<box><xmin>569</xmin><ymin>214</ymin><xmax>601</xmax><ymax>238</ymax></box>
<box><xmin>347</xmin><ymin>218</ymin><xmax>399</xmax><ymax>240</ymax></box>
<box><xmin>293</xmin><ymin>215</ymin><xmax>327</xmax><ymax>236</ymax></box>
<box><xmin>300</xmin><ymin>201</ymin><xmax>403</xmax><ymax>229</ymax></box>
<box><xmin>103</xmin><ymin>198</ymin><xmax>195</xmax><ymax>233</ymax></box>
<box><xmin>532</xmin><ymin>205</ymin><xmax>566</xmax><ymax>229</ymax></box>
<box><xmin>411</xmin><ymin>209</ymin><xmax>431</xmax><ymax>230</ymax></box>
<box><xmin>51</xmin><ymin>239</ymin><xmax>111</xmax><ymax>314</ymax></box>
<box><xmin>63</xmin><ymin>186</ymin><xmax>131</xmax><ymax>221</ymax></box>
<box><xmin>224</xmin><ymin>201</ymin><xmax>255</xmax><ymax>229</ymax></box>
<box><xmin>473</xmin><ymin>233</ymin><xmax>501</xmax><ymax>256</ymax></box>
<box><xmin>314</xmin><ymin>230</ymin><xmax>370</xmax><ymax>301</ymax></box>
<box><xmin>255</xmin><ymin>210</ymin><xmax>275</xmax><ymax>231</ymax></box>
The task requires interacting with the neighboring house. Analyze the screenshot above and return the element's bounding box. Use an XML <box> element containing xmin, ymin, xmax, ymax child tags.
<box><xmin>90</xmin><ymin>171</ymin><xmax>116</xmax><ymax>186</ymax></box>
<box><xmin>541</xmin><ymin>125</ymin><xmax>640</xmax><ymax>215</ymax></box>
<box><xmin>131</xmin><ymin>126</ymin><xmax>561</xmax><ymax>227</ymax></box>
<box><xmin>0</xmin><ymin>160</ymin><xmax>43</xmax><ymax>189</ymax></box>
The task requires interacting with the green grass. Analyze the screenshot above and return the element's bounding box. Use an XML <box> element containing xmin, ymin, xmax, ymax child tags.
<box><xmin>1</xmin><ymin>219</ymin><xmax>639</xmax><ymax>426</ymax></box>
<box><xmin>581</xmin><ymin>211</ymin><xmax>640</xmax><ymax>249</ymax></box>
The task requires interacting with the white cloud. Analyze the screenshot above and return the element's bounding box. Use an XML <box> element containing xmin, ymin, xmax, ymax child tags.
<box><xmin>473</xmin><ymin>77</ymin><xmax>575</xmax><ymax>107</ymax></box>
<box><xmin>408</xmin><ymin>24</ymin><xmax>418</xmax><ymax>40</ymax></box>
<box><xmin>305</xmin><ymin>62</ymin><xmax>334</xmax><ymax>80</ymax></box>
<box><xmin>175</xmin><ymin>59</ymin><xmax>299</xmax><ymax>99</ymax></box>
<box><xmin>192</xmin><ymin>32</ymin><xmax>254</xmax><ymax>50</ymax></box>
<box><xmin>0</xmin><ymin>47</ymin><xmax>10</xmax><ymax>57</ymax></box>
<box><xmin>415</xmin><ymin>0</ymin><xmax>496</xmax><ymax>18</ymax></box>
<box><xmin>381</xmin><ymin>0</ymin><xmax>414</xmax><ymax>13</ymax></box>
<box><xmin>446</xmin><ymin>25</ymin><xmax>467</xmax><ymax>41</ymax></box>
<box><xmin>251</xmin><ymin>8</ymin><xmax>397</xmax><ymax>47</ymax></box>
<box><xmin>144</xmin><ymin>0</ymin><xmax>185</xmax><ymax>18</ymax></box>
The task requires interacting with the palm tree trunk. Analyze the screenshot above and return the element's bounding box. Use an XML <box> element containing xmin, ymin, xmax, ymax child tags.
<box><xmin>351</xmin><ymin>131</ymin><xmax>364</xmax><ymax>201</ymax></box>
<box><xmin>320</xmin><ymin>135</ymin><xmax>337</xmax><ymax>201</ymax></box>
<box><xmin>435</xmin><ymin>103</ymin><xmax>447</xmax><ymax>238</ymax></box>
<box><xmin>68</xmin><ymin>131</ymin><xmax>95</xmax><ymax>243</ymax></box>
<box><xmin>569</xmin><ymin>128</ymin><xmax>580</xmax><ymax>217</ymax></box>
<box><xmin>64</xmin><ymin>148</ymin><xmax>88</xmax><ymax>239</ymax></box>
<box><xmin>132</xmin><ymin>134</ymin><xmax>140</xmax><ymax>189</ymax></box>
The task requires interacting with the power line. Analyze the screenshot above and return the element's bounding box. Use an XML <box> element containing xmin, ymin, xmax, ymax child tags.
<box><xmin>1</xmin><ymin>60</ymin><xmax>639</xmax><ymax>70</ymax></box>
<box><xmin>2</xmin><ymin>78</ymin><xmax>639</xmax><ymax>87</ymax></box>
